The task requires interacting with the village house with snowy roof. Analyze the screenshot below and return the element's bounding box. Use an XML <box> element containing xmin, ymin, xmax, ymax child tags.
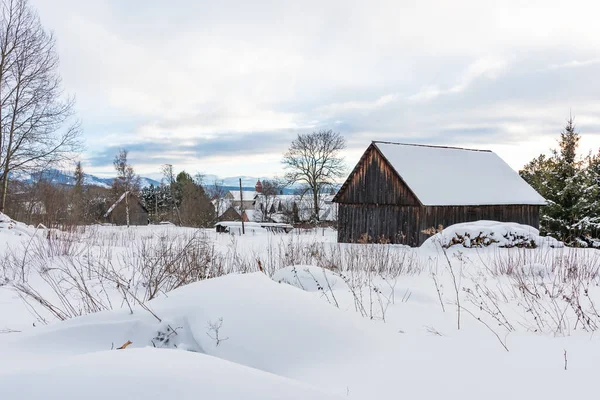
<box><xmin>103</xmin><ymin>191</ymin><xmax>149</xmax><ymax>226</ymax></box>
<box><xmin>333</xmin><ymin>141</ymin><xmax>547</xmax><ymax>247</ymax></box>
<box><xmin>215</xmin><ymin>179</ymin><xmax>338</xmax><ymax>224</ymax></box>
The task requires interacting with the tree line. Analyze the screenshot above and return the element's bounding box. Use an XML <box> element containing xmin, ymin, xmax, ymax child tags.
<box><xmin>3</xmin><ymin>149</ymin><xmax>217</xmax><ymax>227</ymax></box>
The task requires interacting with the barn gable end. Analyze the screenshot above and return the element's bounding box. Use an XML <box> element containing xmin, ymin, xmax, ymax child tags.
<box><xmin>333</xmin><ymin>144</ymin><xmax>421</xmax><ymax>206</ymax></box>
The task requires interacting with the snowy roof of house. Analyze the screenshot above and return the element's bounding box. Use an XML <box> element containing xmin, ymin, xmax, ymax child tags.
<box><xmin>228</xmin><ymin>190</ymin><xmax>257</xmax><ymax>201</ymax></box>
<box><xmin>243</xmin><ymin>209</ymin><xmax>260</xmax><ymax>221</ymax></box>
<box><xmin>367</xmin><ymin>142</ymin><xmax>546</xmax><ymax>206</ymax></box>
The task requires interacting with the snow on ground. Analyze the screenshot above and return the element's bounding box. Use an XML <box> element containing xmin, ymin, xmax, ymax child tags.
<box><xmin>0</xmin><ymin>349</ymin><xmax>344</xmax><ymax>400</ymax></box>
<box><xmin>0</xmin><ymin>212</ymin><xmax>40</xmax><ymax>250</ymax></box>
<box><xmin>272</xmin><ymin>265</ymin><xmax>349</xmax><ymax>292</ymax></box>
<box><xmin>1</xmin><ymin>219</ymin><xmax>600</xmax><ymax>399</ymax></box>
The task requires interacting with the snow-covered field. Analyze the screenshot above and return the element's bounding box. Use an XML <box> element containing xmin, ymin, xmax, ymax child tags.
<box><xmin>1</xmin><ymin>215</ymin><xmax>600</xmax><ymax>399</ymax></box>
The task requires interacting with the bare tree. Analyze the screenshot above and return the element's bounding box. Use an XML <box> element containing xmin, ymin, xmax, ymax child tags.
<box><xmin>206</xmin><ymin>178</ymin><xmax>228</xmax><ymax>219</ymax></box>
<box><xmin>0</xmin><ymin>0</ymin><xmax>81</xmax><ymax>212</ymax></box>
<box><xmin>282</xmin><ymin>130</ymin><xmax>345</xmax><ymax>222</ymax></box>
<box><xmin>112</xmin><ymin>149</ymin><xmax>140</xmax><ymax>228</ymax></box>
<box><xmin>257</xmin><ymin>178</ymin><xmax>285</xmax><ymax>222</ymax></box>
<box><xmin>112</xmin><ymin>149</ymin><xmax>140</xmax><ymax>197</ymax></box>
<box><xmin>193</xmin><ymin>172</ymin><xmax>205</xmax><ymax>187</ymax></box>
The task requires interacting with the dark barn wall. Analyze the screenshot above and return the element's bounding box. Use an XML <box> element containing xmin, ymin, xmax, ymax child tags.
<box><xmin>335</xmin><ymin>145</ymin><xmax>420</xmax><ymax>206</ymax></box>
<box><xmin>337</xmin><ymin>204</ymin><xmax>421</xmax><ymax>245</ymax></box>
<box><xmin>107</xmin><ymin>197</ymin><xmax>149</xmax><ymax>226</ymax></box>
<box><xmin>338</xmin><ymin>204</ymin><xmax>540</xmax><ymax>246</ymax></box>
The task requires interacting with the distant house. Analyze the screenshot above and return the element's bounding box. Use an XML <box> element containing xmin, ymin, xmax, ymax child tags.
<box><xmin>333</xmin><ymin>141</ymin><xmax>546</xmax><ymax>246</ymax></box>
<box><xmin>104</xmin><ymin>192</ymin><xmax>149</xmax><ymax>226</ymax></box>
<box><xmin>219</xmin><ymin>205</ymin><xmax>242</xmax><ymax>221</ymax></box>
<box><xmin>224</xmin><ymin>181</ymin><xmax>259</xmax><ymax>210</ymax></box>
<box><xmin>215</xmin><ymin>221</ymin><xmax>294</xmax><ymax>234</ymax></box>
<box><xmin>216</xmin><ymin>180</ymin><xmax>338</xmax><ymax>224</ymax></box>
<box><xmin>241</xmin><ymin>209</ymin><xmax>260</xmax><ymax>222</ymax></box>
<box><xmin>252</xmin><ymin>192</ymin><xmax>338</xmax><ymax>224</ymax></box>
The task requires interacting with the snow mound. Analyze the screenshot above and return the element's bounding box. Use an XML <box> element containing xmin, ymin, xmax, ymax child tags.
<box><xmin>421</xmin><ymin>220</ymin><xmax>564</xmax><ymax>249</ymax></box>
<box><xmin>0</xmin><ymin>212</ymin><xmax>38</xmax><ymax>237</ymax></box>
<box><xmin>0</xmin><ymin>348</ymin><xmax>343</xmax><ymax>400</ymax></box>
<box><xmin>272</xmin><ymin>265</ymin><xmax>348</xmax><ymax>292</ymax></box>
<box><xmin>0</xmin><ymin>273</ymin><xmax>380</xmax><ymax>390</ymax></box>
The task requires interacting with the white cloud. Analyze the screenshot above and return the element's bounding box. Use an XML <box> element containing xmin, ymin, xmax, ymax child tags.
<box><xmin>546</xmin><ymin>59</ymin><xmax>600</xmax><ymax>71</ymax></box>
<box><xmin>409</xmin><ymin>57</ymin><xmax>509</xmax><ymax>102</ymax></box>
<box><xmin>317</xmin><ymin>93</ymin><xmax>399</xmax><ymax>115</ymax></box>
<box><xmin>408</xmin><ymin>86</ymin><xmax>442</xmax><ymax>103</ymax></box>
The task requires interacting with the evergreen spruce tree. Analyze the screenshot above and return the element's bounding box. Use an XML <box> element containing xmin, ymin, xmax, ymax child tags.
<box><xmin>175</xmin><ymin>170</ymin><xmax>215</xmax><ymax>227</ymax></box>
<box><xmin>141</xmin><ymin>184</ymin><xmax>158</xmax><ymax>223</ymax></box>
<box><xmin>71</xmin><ymin>161</ymin><xmax>86</xmax><ymax>224</ymax></box>
<box><xmin>521</xmin><ymin>116</ymin><xmax>600</xmax><ymax>246</ymax></box>
<box><xmin>575</xmin><ymin>152</ymin><xmax>600</xmax><ymax>242</ymax></box>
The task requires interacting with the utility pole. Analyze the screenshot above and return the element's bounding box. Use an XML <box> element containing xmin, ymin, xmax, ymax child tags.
<box><xmin>239</xmin><ymin>178</ymin><xmax>245</xmax><ymax>234</ymax></box>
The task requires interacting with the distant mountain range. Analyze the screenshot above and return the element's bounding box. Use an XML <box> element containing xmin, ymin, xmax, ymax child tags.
<box><xmin>14</xmin><ymin>169</ymin><xmax>338</xmax><ymax>195</ymax></box>
<box><xmin>14</xmin><ymin>169</ymin><xmax>293</xmax><ymax>192</ymax></box>
<box><xmin>201</xmin><ymin>175</ymin><xmax>271</xmax><ymax>188</ymax></box>
<box><xmin>17</xmin><ymin>169</ymin><xmax>160</xmax><ymax>189</ymax></box>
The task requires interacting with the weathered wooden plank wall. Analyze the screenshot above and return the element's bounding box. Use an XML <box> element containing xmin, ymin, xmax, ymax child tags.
<box><xmin>337</xmin><ymin>204</ymin><xmax>421</xmax><ymax>245</ymax></box>
<box><xmin>338</xmin><ymin>204</ymin><xmax>540</xmax><ymax>247</ymax></box>
<box><xmin>335</xmin><ymin>145</ymin><xmax>420</xmax><ymax>206</ymax></box>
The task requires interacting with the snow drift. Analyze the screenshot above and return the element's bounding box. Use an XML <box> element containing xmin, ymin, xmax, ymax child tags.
<box><xmin>0</xmin><ymin>349</ymin><xmax>343</xmax><ymax>400</ymax></box>
<box><xmin>421</xmin><ymin>220</ymin><xmax>564</xmax><ymax>249</ymax></box>
<box><xmin>0</xmin><ymin>272</ymin><xmax>381</xmax><ymax>398</ymax></box>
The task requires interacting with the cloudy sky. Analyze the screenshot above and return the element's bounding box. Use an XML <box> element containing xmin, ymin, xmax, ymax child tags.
<box><xmin>31</xmin><ymin>0</ymin><xmax>600</xmax><ymax>179</ymax></box>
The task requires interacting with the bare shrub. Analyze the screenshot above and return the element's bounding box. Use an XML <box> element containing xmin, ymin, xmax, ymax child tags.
<box><xmin>113</xmin><ymin>232</ymin><xmax>220</xmax><ymax>302</ymax></box>
<box><xmin>4</xmin><ymin>233</ymin><xmax>111</xmax><ymax>322</ymax></box>
<box><xmin>206</xmin><ymin>318</ymin><xmax>228</xmax><ymax>346</ymax></box>
<box><xmin>460</xmin><ymin>247</ymin><xmax>600</xmax><ymax>336</ymax></box>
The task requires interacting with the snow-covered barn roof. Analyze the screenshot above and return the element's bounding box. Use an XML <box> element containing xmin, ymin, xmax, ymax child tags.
<box><xmin>337</xmin><ymin>141</ymin><xmax>547</xmax><ymax>206</ymax></box>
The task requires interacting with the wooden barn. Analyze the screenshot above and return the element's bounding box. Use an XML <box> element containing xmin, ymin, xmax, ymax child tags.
<box><xmin>104</xmin><ymin>191</ymin><xmax>149</xmax><ymax>226</ymax></box>
<box><xmin>333</xmin><ymin>141</ymin><xmax>547</xmax><ymax>246</ymax></box>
